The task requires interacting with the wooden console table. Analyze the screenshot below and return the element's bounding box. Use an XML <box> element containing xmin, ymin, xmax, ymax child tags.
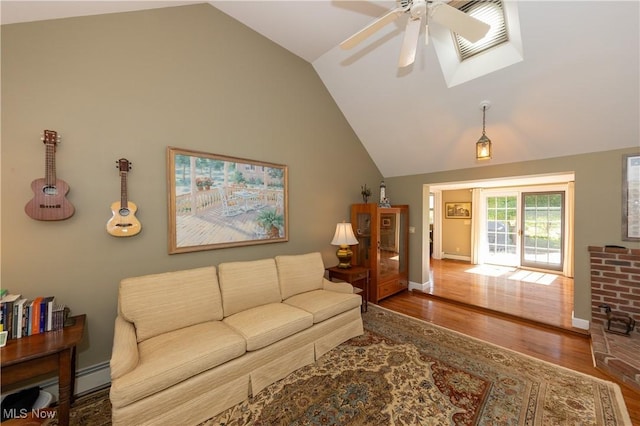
<box><xmin>326</xmin><ymin>266</ymin><xmax>369</xmax><ymax>312</ymax></box>
<box><xmin>1</xmin><ymin>314</ymin><xmax>86</xmax><ymax>426</ymax></box>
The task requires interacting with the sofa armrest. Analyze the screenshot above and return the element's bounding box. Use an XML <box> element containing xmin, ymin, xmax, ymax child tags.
<box><xmin>110</xmin><ymin>316</ymin><xmax>139</xmax><ymax>380</ymax></box>
<box><xmin>322</xmin><ymin>278</ymin><xmax>354</xmax><ymax>294</ymax></box>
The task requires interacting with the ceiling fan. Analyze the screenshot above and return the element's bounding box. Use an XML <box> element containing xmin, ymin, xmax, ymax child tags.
<box><xmin>340</xmin><ymin>0</ymin><xmax>490</xmax><ymax>68</ymax></box>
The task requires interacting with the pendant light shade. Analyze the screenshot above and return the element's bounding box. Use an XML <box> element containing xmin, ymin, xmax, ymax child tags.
<box><xmin>476</xmin><ymin>101</ymin><xmax>492</xmax><ymax>160</ymax></box>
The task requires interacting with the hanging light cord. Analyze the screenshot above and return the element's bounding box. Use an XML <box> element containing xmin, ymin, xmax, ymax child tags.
<box><xmin>482</xmin><ymin>105</ymin><xmax>487</xmax><ymax>135</ymax></box>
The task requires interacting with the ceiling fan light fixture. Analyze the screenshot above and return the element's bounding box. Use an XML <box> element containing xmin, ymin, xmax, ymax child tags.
<box><xmin>340</xmin><ymin>0</ymin><xmax>490</xmax><ymax>69</ymax></box>
<box><xmin>410</xmin><ymin>0</ymin><xmax>427</xmax><ymax>18</ymax></box>
<box><xmin>476</xmin><ymin>101</ymin><xmax>492</xmax><ymax>160</ymax></box>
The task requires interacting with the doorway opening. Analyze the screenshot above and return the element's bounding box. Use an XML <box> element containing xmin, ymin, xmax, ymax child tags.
<box><xmin>425</xmin><ymin>172</ymin><xmax>575</xmax><ymax>330</ymax></box>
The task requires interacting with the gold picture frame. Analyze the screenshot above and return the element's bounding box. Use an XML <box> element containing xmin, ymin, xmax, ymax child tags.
<box><xmin>167</xmin><ymin>147</ymin><xmax>288</xmax><ymax>254</ymax></box>
<box><xmin>445</xmin><ymin>202</ymin><xmax>472</xmax><ymax>219</ymax></box>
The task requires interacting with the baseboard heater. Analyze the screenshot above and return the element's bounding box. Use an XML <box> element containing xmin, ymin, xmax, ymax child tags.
<box><xmin>1</xmin><ymin>361</ymin><xmax>111</xmax><ymax>402</ymax></box>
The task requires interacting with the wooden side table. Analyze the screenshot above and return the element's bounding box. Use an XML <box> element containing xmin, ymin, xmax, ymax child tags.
<box><xmin>1</xmin><ymin>314</ymin><xmax>86</xmax><ymax>426</ymax></box>
<box><xmin>326</xmin><ymin>266</ymin><xmax>369</xmax><ymax>312</ymax></box>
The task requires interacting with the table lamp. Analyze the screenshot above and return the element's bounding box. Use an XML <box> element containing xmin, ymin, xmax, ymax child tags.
<box><xmin>331</xmin><ymin>222</ymin><xmax>359</xmax><ymax>268</ymax></box>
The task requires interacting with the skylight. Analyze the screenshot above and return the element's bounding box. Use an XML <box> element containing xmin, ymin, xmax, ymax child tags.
<box><xmin>455</xmin><ymin>0</ymin><xmax>508</xmax><ymax>61</ymax></box>
<box><xmin>430</xmin><ymin>0</ymin><xmax>523</xmax><ymax>87</ymax></box>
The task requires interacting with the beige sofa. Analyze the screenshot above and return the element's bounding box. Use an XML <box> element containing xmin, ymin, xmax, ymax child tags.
<box><xmin>109</xmin><ymin>252</ymin><xmax>363</xmax><ymax>426</ymax></box>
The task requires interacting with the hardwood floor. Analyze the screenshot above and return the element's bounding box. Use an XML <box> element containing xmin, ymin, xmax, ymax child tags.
<box><xmin>378</xmin><ymin>284</ymin><xmax>640</xmax><ymax>424</ymax></box>
<box><xmin>423</xmin><ymin>258</ymin><xmax>578</xmax><ymax>332</ymax></box>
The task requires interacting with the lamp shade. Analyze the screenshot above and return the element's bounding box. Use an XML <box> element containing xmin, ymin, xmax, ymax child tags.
<box><xmin>331</xmin><ymin>222</ymin><xmax>358</xmax><ymax>269</ymax></box>
<box><xmin>331</xmin><ymin>222</ymin><xmax>359</xmax><ymax>246</ymax></box>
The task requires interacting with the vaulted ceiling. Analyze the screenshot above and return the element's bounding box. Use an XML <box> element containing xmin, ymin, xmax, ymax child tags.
<box><xmin>2</xmin><ymin>1</ymin><xmax>638</xmax><ymax>177</ymax></box>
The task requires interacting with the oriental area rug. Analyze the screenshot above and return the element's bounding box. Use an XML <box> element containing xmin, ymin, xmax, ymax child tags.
<box><xmin>55</xmin><ymin>305</ymin><xmax>631</xmax><ymax>425</ymax></box>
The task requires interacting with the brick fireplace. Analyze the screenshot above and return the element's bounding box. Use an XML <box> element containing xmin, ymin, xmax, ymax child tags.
<box><xmin>588</xmin><ymin>245</ymin><xmax>640</xmax><ymax>391</ymax></box>
<box><xmin>589</xmin><ymin>245</ymin><xmax>639</xmax><ymax>331</ymax></box>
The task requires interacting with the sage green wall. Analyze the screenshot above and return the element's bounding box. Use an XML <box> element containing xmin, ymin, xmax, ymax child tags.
<box><xmin>441</xmin><ymin>190</ymin><xmax>472</xmax><ymax>257</ymax></box>
<box><xmin>386</xmin><ymin>147</ymin><xmax>640</xmax><ymax>323</ymax></box>
<box><xmin>1</xmin><ymin>4</ymin><xmax>381</xmax><ymax>368</ymax></box>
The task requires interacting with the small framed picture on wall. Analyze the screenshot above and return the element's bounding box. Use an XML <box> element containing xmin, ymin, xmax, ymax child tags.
<box><xmin>445</xmin><ymin>202</ymin><xmax>471</xmax><ymax>219</ymax></box>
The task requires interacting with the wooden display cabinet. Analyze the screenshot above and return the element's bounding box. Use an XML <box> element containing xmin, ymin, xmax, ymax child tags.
<box><xmin>350</xmin><ymin>204</ymin><xmax>409</xmax><ymax>302</ymax></box>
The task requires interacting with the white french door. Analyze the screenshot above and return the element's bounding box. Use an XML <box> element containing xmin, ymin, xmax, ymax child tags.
<box><xmin>479</xmin><ymin>189</ymin><xmax>566</xmax><ymax>272</ymax></box>
<box><xmin>521</xmin><ymin>191</ymin><xmax>564</xmax><ymax>271</ymax></box>
<box><xmin>481</xmin><ymin>192</ymin><xmax>520</xmax><ymax>267</ymax></box>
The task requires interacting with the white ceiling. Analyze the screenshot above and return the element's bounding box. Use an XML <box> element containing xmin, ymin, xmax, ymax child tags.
<box><xmin>2</xmin><ymin>1</ymin><xmax>638</xmax><ymax>178</ymax></box>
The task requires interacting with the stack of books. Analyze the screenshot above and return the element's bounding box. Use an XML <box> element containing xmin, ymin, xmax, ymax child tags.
<box><xmin>0</xmin><ymin>291</ymin><xmax>66</xmax><ymax>340</ymax></box>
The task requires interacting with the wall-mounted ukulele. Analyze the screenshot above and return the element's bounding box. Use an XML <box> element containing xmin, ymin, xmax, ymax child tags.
<box><xmin>107</xmin><ymin>158</ymin><xmax>142</xmax><ymax>237</ymax></box>
<box><xmin>25</xmin><ymin>130</ymin><xmax>75</xmax><ymax>221</ymax></box>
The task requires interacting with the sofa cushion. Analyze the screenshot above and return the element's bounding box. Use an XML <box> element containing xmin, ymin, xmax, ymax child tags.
<box><xmin>110</xmin><ymin>321</ymin><xmax>246</xmax><ymax>408</ymax></box>
<box><xmin>284</xmin><ymin>290</ymin><xmax>362</xmax><ymax>323</ymax></box>
<box><xmin>119</xmin><ymin>266</ymin><xmax>223</xmax><ymax>342</ymax></box>
<box><xmin>218</xmin><ymin>258</ymin><xmax>282</xmax><ymax>317</ymax></box>
<box><xmin>275</xmin><ymin>252</ymin><xmax>325</xmax><ymax>300</ymax></box>
<box><xmin>223</xmin><ymin>303</ymin><xmax>313</xmax><ymax>351</ymax></box>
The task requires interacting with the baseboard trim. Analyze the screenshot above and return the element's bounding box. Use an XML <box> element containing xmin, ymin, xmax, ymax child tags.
<box><xmin>408</xmin><ymin>267</ymin><xmax>433</xmax><ymax>293</ymax></box>
<box><xmin>409</xmin><ymin>281</ymin><xmax>431</xmax><ymax>292</ymax></box>
<box><xmin>571</xmin><ymin>312</ymin><xmax>590</xmax><ymax>330</ymax></box>
<box><xmin>442</xmin><ymin>254</ymin><xmax>471</xmax><ymax>262</ymax></box>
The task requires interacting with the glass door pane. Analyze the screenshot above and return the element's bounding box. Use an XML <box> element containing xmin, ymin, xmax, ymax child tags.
<box><xmin>379</xmin><ymin>210</ymin><xmax>399</xmax><ymax>281</ymax></box>
<box><xmin>521</xmin><ymin>192</ymin><xmax>564</xmax><ymax>270</ymax></box>
<box><xmin>398</xmin><ymin>208</ymin><xmax>408</xmax><ymax>275</ymax></box>
<box><xmin>485</xmin><ymin>194</ymin><xmax>519</xmax><ymax>266</ymax></box>
<box><xmin>354</xmin><ymin>211</ymin><xmax>372</xmax><ymax>267</ymax></box>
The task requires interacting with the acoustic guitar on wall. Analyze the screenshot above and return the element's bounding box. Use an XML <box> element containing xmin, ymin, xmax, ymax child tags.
<box><xmin>107</xmin><ymin>158</ymin><xmax>141</xmax><ymax>237</ymax></box>
<box><xmin>24</xmin><ymin>130</ymin><xmax>75</xmax><ymax>221</ymax></box>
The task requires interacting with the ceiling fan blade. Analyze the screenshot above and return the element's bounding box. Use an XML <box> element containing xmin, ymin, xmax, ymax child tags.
<box><xmin>430</xmin><ymin>3</ymin><xmax>490</xmax><ymax>43</ymax></box>
<box><xmin>424</xmin><ymin>19</ymin><xmax>429</xmax><ymax>46</ymax></box>
<box><xmin>398</xmin><ymin>17</ymin><xmax>421</xmax><ymax>68</ymax></box>
<box><xmin>340</xmin><ymin>7</ymin><xmax>404</xmax><ymax>50</ymax></box>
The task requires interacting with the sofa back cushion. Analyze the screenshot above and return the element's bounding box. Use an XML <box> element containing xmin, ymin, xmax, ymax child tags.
<box><xmin>275</xmin><ymin>252</ymin><xmax>325</xmax><ymax>300</ymax></box>
<box><xmin>119</xmin><ymin>266</ymin><xmax>222</xmax><ymax>343</ymax></box>
<box><xmin>218</xmin><ymin>258</ymin><xmax>282</xmax><ymax>317</ymax></box>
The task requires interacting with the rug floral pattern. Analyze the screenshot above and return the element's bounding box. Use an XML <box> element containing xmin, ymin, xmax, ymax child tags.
<box><xmin>203</xmin><ymin>306</ymin><xmax>629</xmax><ymax>425</ymax></box>
<box><xmin>209</xmin><ymin>333</ymin><xmax>487</xmax><ymax>425</ymax></box>
<box><xmin>56</xmin><ymin>305</ymin><xmax>630</xmax><ymax>425</ymax></box>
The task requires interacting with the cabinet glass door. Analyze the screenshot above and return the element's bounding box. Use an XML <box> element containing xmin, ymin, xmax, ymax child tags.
<box><xmin>354</xmin><ymin>211</ymin><xmax>372</xmax><ymax>267</ymax></box>
<box><xmin>379</xmin><ymin>208</ymin><xmax>407</xmax><ymax>281</ymax></box>
<box><xmin>398</xmin><ymin>208</ymin><xmax>408</xmax><ymax>276</ymax></box>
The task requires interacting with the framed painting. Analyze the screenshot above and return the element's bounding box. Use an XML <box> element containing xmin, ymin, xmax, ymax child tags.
<box><xmin>167</xmin><ymin>147</ymin><xmax>288</xmax><ymax>254</ymax></box>
<box><xmin>622</xmin><ymin>153</ymin><xmax>640</xmax><ymax>241</ymax></box>
<box><xmin>445</xmin><ymin>202</ymin><xmax>471</xmax><ymax>219</ymax></box>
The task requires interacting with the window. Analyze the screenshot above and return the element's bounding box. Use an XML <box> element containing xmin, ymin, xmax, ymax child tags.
<box><xmin>429</xmin><ymin>193</ymin><xmax>435</xmax><ymax>224</ymax></box>
<box><xmin>455</xmin><ymin>0</ymin><xmax>508</xmax><ymax>61</ymax></box>
<box><xmin>431</xmin><ymin>0</ymin><xmax>523</xmax><ymax>87</ymax></box>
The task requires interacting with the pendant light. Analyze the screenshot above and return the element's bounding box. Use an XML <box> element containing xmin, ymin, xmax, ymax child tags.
<box><xmin>476</xmin><ymin>101</ymin><xmax>492</xmax><ymax>160</ymax></box>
